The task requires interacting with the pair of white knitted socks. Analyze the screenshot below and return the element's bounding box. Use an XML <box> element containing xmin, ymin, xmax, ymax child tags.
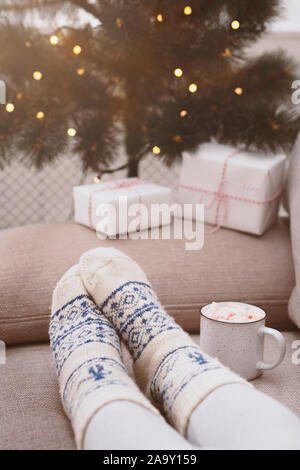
<box><xmin>50</xmin><ymin>247</ymin><xmax>249</xmax><ymax>449</ymax></box>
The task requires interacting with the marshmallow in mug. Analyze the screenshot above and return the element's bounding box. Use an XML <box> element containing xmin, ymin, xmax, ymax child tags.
<box><xmin>203</xmin><ymin>302</ymin><xmax>265</xmax><ymax>323</ymax></box>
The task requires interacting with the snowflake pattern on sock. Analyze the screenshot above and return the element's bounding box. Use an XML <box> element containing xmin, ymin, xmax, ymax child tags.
<box><xmin>100</xmin><ymin>281</ymin><xmax>181</xmax><ymax>361</ymax></box>
<box><xmin>50</xmin><ymin>294</ymin><xmax>121</xmax><ymax>375</ymax></box>
<box><xmin>149</xmin><ymin>346</ymin><xmax>222</xmax><ymax>420</ymax></box>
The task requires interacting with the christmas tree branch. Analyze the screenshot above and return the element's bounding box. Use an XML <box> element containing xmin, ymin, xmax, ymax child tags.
<box><xmin>96</xmin><ymin>148</ymin><xmax>146</xmax><ymax>178</ymax></box>
<box><xmin>70</xmin><ymin>0</ymin><xmax>101</xmax><ymax>20</ymax></box>
<box><xmin>0</xmin><ymin>0</ymin><xmax>100</xmax><ymax>19</ymax></box>
<box><xmin>0</xmin><ymin>0</ymin><xmax>62</xmax><ymax>11</ymax></box>
<box><xmin>96</xmin><ymin>162</ymin><xmax>129</xmax><ymax>176</ymax></box>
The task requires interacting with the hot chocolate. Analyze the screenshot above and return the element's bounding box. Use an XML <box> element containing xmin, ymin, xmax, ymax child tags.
<box><xmin>202</xmin><ymin>302</ymin><xmax>265</xmax><ymax>323</ymax></box>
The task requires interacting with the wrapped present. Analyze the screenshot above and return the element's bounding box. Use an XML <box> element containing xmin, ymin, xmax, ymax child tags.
<box><xmin>178</xmin><ymin>143</ymin><xmax>286</xmax><ymax>235</ymax></box>
<box><xmin>73</xmin><ymin>178</ymin><xmax>173</xmax><ymax>236</ymax></box>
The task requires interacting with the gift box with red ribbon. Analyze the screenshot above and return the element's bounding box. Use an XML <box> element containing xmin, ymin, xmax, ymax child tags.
<box><xmin>178</xmin><ymin>143</ymin><xmax>286</xmax><ymax>236</ymax></box>
<box><xmin>73</xmin><ymin>178</ymin><xmax>173</xmax><ymax>237</ymax></box>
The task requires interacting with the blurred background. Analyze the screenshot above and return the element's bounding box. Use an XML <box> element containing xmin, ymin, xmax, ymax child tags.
<box><xmin>0</xmin><ymin>0</ymin><xmax>299</xmax><ymax>230</ymax></box>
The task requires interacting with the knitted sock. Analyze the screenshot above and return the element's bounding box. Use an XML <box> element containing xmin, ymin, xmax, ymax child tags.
<box><xmin>49</xmin><ymin>264</ymin><xmax>160</xmax><ymax>449</ymax></box>
<box><xmin>79</xmin><ymin>248</ymin><xmax>251</xmax><ymax>437</ymax></box>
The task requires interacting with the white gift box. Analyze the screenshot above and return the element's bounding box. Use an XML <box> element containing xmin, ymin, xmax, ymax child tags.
<box><xmin>178</xmin><ymin>143</ymin><xmax>286</xmax><ymax>235</ymax></box>
<box><xmin>74</xmin><ymin>178</ymin><xmax>173</xmax><ymax>236</ymax></box>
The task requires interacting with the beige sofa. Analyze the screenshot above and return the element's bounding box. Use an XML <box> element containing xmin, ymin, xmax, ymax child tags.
<box><xmin>0</xmin><ymin>219</ymin><xmax>299</xmax><ymax>450</ymax></box>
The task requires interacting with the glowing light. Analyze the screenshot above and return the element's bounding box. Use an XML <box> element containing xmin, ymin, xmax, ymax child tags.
<box><xmin>94</xmin><ymin>176</ymin><xmax>101</xmax><ymax>183</ymax></box>
<box><xmin>116</xmin><ymin>18</ymin><xmax>123</xmax><ymax>28</ymax></box>
<box><xmin>25</xmin><ymin>41</ymin><xmax>31</xmax><ymax>48</ymax></box>
<box><xmin>156</xmin><ymin>13</ymin><xmax>163</xmax><ymax>22</ymax></box>
<box><xmin>231</xmin><ymin>20</ymin><xmax>240</xmax><ymax>30</ymax></box>
<box><xmin>180</xmin><ymin>110</ymin><xmax>188</xmax><ymax>117</ymax></box>
<box><xmin>73</xmin><ymin>45</ymin><xmax>82</xmax><ymax>55</ymax></box>
<box><xmin>152</xmin><ymin>146</ymin><xmax>161</xmax><ymax>155</ymax></box>
<box><xmin>221</xmin><ymin>48</ymin><xmax>232</xmax><ymax>58</ymax></box>
<box><xmin>184</xmin><ymin>6</ymin><xmax>192</xmax><ymax>15</ymax></box>
<box><xmin>174</xmin><ymin>68</ymin><xmax>183</xmax><ymax>78</ymax></box>
<box><xmin>36</xmin><ymin>111</ymin><xmax>45</xmax><ymax>120</ymax></box>
<box><xmin>6</xmin><ymin>103</ymin><xmax>15</xmax><ymax>113</ymax></box>
<box><xmin>67</xmin><ymin>128</ymin><xmax>77</xmax><ymax>137</ymax></box>
<box><xmin>77</xmin><ymin>68</ymin><xmax>85</xmax><ymax>76</ymax></box>
<box><xmin>188</xmin><ymin>83</ymin><xmax>198</xmax><ymax>93</ymax></box>
<box><xmin>49</xmin><ymin>35</ymin><xmax>59</xmax><ymax>45</ymax></box>
<box><xmin>270</xmin><ymin>121</ymin><xmax>280</xmax><ymax>131</ymax></box>
<box><xmin>33</xmin><ymin>71</ymin><xmax>42</xmax><ymax>81</ymax></box>
<box><xmin>234</xmin><ymin>87</ymin><xmax>243</xmax><ymax>95</ymax></box>
<box><xmin>16</xmin><ymin>92</ymin><xmax>23</xmax><ymax>100</ymax></box>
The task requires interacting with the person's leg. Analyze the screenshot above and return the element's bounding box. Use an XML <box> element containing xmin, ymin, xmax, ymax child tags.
<box><xmin>84</xmin><ymin>402</ymin><xmax>197</xmax><ymax>450</ymax></box>
<box><xmin>50</xmin><ymin>264</ymin><xmax>167</xmax><ymax>449</ymax></box>
<box><xmin>187</xmin><ymin>384</ymin><xmax>300</xmax><ymax>450</ymax></box>
<box><xmin>79</xmin><ymin>248</ymin><xmax>250</xmax><ymax>440</ymax></box>
<box><xmin>80</xmin><ymin>247</ymin><xmax>300</xmax><ymax>450</ymax></box>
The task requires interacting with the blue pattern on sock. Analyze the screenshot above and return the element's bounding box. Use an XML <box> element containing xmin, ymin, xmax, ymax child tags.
<box><xmin>50</xmin><ymin>295</ymin><xmax>121</xmax><ymax>375</ymax></box>
<box><xmin>149</xmin><ymin>346</ymin><xmax>222</xmax><ymax>419</ymax></box>
<box><xmin>99</xmin><ymin>281</ymin><xmax>224</xmax><ymax>421</ymax></box>
<box><xmin>100</xmin><ymin>281</ymin><xmax>181</xmax><ymax>361</ymax></box>
<box><xmin>63</xmin><ymin>357</ymin><xmax>131</xmax><ymax>420</ymax></box>
<box><xmin>89</xmin><ymin>364</ymin><xmax>112</xmax><ymax>381</ymax></box>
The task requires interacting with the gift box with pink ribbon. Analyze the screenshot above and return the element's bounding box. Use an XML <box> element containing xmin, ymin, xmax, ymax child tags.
<box><xmin>73</xmin><ymin>178</ymin><xmax>173</xmax><ymax>236</ymax></box>
<box><xmin>178</xmin><ymin>143</ymin><xmax>286</xmax><ymax>235</ymax></box>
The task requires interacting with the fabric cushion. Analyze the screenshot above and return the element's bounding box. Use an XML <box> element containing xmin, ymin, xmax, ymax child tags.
<box><xmin>0</xmin><ymin>343</ymin><xmax>75</xmax><ymax>450</ymax></box>
<box><xmin>0</xmin><ymin>219</ymin><xmax>295</xmax><ymax>345</ymax></box>
<box><xmin>1</xmin><ymin>333</ymin><xmax>299</xmax><ymax>450</ymax></box>
<box><xmin>287</xmin><ymin>133</ymin><xmax>300</xmax><ymax>329</ymax></box>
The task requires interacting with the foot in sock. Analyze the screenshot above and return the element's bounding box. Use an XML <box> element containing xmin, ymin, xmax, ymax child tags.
<box><xmin>79</xmin><ymin>248</ymin><xmax>251</xmax><ymax>436</ymax></box>
<box><xmin>49</xmin><ymin>264</ymin><xmax>160</xmax><ymax>449</ymax></box>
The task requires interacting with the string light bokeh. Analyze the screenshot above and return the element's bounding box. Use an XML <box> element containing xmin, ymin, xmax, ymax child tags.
<box><xmin>7</xmin><ymin>8</ymin><xmax>249</xmax><ymax>182</ymax></box>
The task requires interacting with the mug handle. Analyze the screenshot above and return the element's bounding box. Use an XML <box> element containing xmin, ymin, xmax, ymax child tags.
<box><xmin>257</xmin><ymin>326</ymin><xmax>286</xmax><ymax>371</ymax></box>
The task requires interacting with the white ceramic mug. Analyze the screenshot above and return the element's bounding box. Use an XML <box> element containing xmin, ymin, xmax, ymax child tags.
<box><xmin>200</xmin><ymin>302</ymin><xmax>286</xmax><ymax>381</ymax></box>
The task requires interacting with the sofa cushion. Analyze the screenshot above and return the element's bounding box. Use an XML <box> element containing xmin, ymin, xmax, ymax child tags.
<box><xmin>287</xmin><ymin>133</ymin><xmax>300</xmax><ymax>329</ymax></box>
<box><xmin>0</xmin><ymin>219</ymin><xmax>295</xmax><ymax>345</ymax></box>
<box><xmin>0</xmin><ymin>343</ymin><xmax>75</xmax><ymax>450</ymax></box>
<box><xmin>0</xmin><ymin>333</ymin><xmax>299</xmax><ymax>450</ymax></box>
